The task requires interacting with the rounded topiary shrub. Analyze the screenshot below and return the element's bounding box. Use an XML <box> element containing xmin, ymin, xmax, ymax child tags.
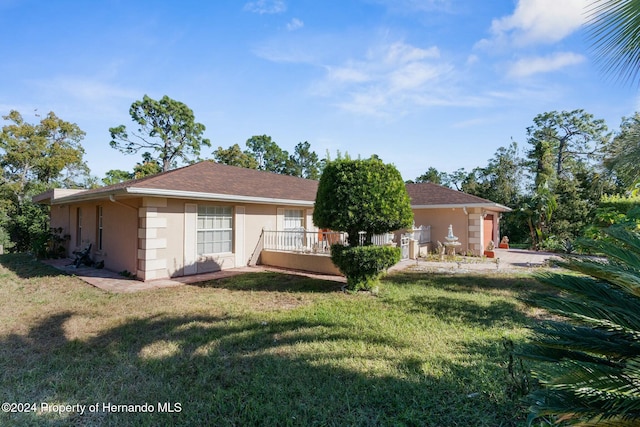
<box><xmin>331</xmin><ymin>244</ymin><xmax>401</xmax><ymax>291</ymax></box>
<box><xmin>313</xmin><ymin>157</ymin><xmax>413</xmax><ymax>247</ymax></box>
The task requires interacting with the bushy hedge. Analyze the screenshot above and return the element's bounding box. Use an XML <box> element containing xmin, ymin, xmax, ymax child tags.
<box><xmin>584</xmin><ymin>195</ymin><xmax>640</xmax><ymax>240</ymax></box>
<box><xmin>331</xmin><ymin>244</ymin><xmax>401</xmax><ymax>291</ymax></box>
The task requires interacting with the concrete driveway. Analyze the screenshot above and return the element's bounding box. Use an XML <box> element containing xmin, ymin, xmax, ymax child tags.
<box><xmin>392</xmin><ymin>248</ymin><xmax>560</xmax><ymax>274</ymax></box>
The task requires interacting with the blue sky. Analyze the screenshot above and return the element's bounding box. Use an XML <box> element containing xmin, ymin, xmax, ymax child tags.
<box><xmin>1</xmin><ymin>0</ymin><xmax>637</xmax><ymax>182</ymax></box>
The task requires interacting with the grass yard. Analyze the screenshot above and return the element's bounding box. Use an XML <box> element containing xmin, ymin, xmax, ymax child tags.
<box><xmin>0</xmin><ymin>254</ymin><xmax>546</xmax><ymax>426</ymax></box>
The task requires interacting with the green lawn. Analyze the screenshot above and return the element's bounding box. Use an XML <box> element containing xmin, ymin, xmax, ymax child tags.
<box><xmin>0</xmin><ymin>254</ymin><xmax>546</xmax><ymax>426</ymax></box>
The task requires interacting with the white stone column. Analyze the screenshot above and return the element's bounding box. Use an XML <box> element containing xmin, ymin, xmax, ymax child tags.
<box><xmin>137</xmin><ymin>197</ymin><xmax>167</xmax><ymax>280</ymax></box>
<box><xmin>468</xmin><ymin>212</ymin><xmax>483</xmax><ymax>256</ymax></box>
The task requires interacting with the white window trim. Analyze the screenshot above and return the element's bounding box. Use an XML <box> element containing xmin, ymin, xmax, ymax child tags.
<box><xmin>284</xmin><ymin>209</ymin><xmax>304</xmax><ymax>230</ymax></box>
<box><xmin>197</xmin><ymin>205</ymin><xmax>233</xmax><ymax>256</ymax></box>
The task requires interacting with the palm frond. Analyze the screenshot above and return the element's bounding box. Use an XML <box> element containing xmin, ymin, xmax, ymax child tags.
<box><xmin>529</xmin><ymin>321</ymin><xmax>640</xmax><ymax>360</ymax></box>
<box><xmin>529</xmin><ymin>360</ymin><xmax>640</xmax><ymax>423</ymax></box>
<box><xmin>586</xmin><ymin>0</ymin><xmax>640</xmax><ymax>86</ymax></box>
<box><xmin>553</xmin><ymin>258</ymin><xmax>640</xmax><ymax>296</ymax></box>
<box><xmin>525</xmin><ymin>224</ymin><xmax>640</xmax><ymax>423</ymax></box>
<box><xmin>532</xmin><ymin>273</ymin><xmax>640</xmax><ymax>333</ymax></box>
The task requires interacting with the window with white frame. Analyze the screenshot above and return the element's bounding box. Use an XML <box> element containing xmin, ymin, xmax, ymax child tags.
<box><xmin>284</xmin><ymin>209</ymin><xmax>304</xmax><ymax>230</ymax></box>
<box><xmin>283</xmin><ymin>209</ymin><xmax>304</xmax><ymax>250</ymax></box>
<box><xmin>197</xmin><ymin>206</ymin><xmax>233</xmax><ymax>255</ymax></box>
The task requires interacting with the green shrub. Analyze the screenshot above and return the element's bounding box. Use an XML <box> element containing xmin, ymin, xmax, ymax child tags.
<box><xmin>331</xmin><ymin>244</ymin><xmax>400</xmax><ymax>291</ymax></box>
<box><xmin>313</xmin><ymin>157</ymin><xmax>413</xmax><ymax>247</ymax></box>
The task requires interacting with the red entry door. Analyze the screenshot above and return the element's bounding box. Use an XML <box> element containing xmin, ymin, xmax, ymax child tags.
<box><xmin>483</xmin><ymin>214</ymin><xmax>494</xmax><ymax>249</ymax></box>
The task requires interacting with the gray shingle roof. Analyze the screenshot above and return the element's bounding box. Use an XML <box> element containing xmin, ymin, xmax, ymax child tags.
<box><xmin>48</xmin><ymin>161</ymin><xmax>319</xmax><ymax>204</ymax></box>
<box><xmin>37</xmin><ymin>162</ymin><xmax>509</xmax><ymax>211</ymax></box>
<box><xmin>406</xmin><ymin>182</ymin><xmax>511</xmax><ymax>210</ymax></box>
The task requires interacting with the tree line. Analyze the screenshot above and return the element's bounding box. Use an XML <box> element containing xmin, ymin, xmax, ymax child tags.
<box><xmin>1</xmin><ymin>94</ymin><xmax>639</xmax><ymax>254</ymax></box>
<box><xmin>0</xmin><ymin>95</ymin><xmax>327</xmax><ymax>253</ymax></box>
<box><xmin>408</xmin><ymin>109</ymin><xmax>640</xmax><ymax>251</ymax></box>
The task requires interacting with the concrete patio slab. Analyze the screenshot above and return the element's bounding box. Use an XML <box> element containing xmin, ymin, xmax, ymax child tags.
<box><xmin>41</xmin><ymin>258</ymin><xmax>267</xmax><ymax>293</ymax></box>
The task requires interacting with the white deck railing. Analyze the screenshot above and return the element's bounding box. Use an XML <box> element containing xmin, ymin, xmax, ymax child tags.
<box><xmin>414</xmin><ymin>225</ymin><xmax>431</xmax><ymax>244</ymax></box>
<box><xmin>262</xmin><ymin>229</ymin><xmax>396</xmax><ymax>253</ymax></box>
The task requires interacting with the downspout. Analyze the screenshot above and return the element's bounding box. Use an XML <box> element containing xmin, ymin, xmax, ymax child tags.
<box><xmin>109</xmin><ymin>195</ymin><xmax>137</xmax><ymax>211</ymax></box>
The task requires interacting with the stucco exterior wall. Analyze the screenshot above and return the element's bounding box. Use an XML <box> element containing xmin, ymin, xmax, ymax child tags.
<box><xmin>49</xmin><ymin>199</ymin><xmax>139</xmax><ymax>275</ymax></box>
<box><xmin>134</xmin><ymin>198</ymin><xmax>316</xmax><ymax>280</ymax></box>
<box><xmin>260</xmin><ymin>250</ymin><xmax>342</xmax><ymax>276</ymax></box>
<box><xmin>409</xmin><ymin>207</ymin><xmax>503</xmax><ymax>256</ymax></box>
<box><xmin>412</xmin><ymin>208</ymin><xmax>470</xmax><ymax>254</ymax></box>
<box><xmin>49</xmin><ymin>204</ymin><xmax>71</xmax><ymax>254</ymax></box>
<box><xmin>103</xmin><ymin>201</ymin><xmax>139</xmax><ymax>275</ymax></box>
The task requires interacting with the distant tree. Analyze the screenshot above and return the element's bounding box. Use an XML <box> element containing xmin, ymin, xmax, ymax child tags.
<box><xmin>0</xmin><ymin>110</ymin><xmax>88</xmax><ymax>252</ymax></box>
<box><xmin>213</xmin><ymin>143</ymin><xmax>259</xmax><ymax>169</ymax></box>
<box><xmin>444</xmin><ymin>168</ymin><xmax>469</xmax><ymax>190</ymax></box>
<box><xmin>0</xmin><ymin>110</ymin><xmax>87</xmax><ymax>201</ymax></box>
<box><xmin>133</xmin><ymin>153</ymin><xmax>162</xmax><ymax>179</ymax></box>
<box><xmin>524</xmin><ymin>137</ymin><xmax>558</xmax><ymax>249</ymax></box>
<box><xmin>550</xmin><ymin>176</ymin><xmax>593</xmax><ymax>240</ymax></box>
<box><xmin>526</xmin><ymin>110</ymin><xmax>609</xmax><ymax>179</ymax></box>
<box><xmin>456</xmin><ymin>142</ymin><xmax>526</xmax><ymax>242</ymax></box>
<box><xmin>414</xmin><ymin>166</ymin><xmax>447</xmax><ymax>185</ymax></box>
<box><xmin>286</xmin><ymin>141</ymin><xmax>320</xmax><ymax>179</ymax></box>
<box><xmin>109</xmin><ymin>95</ymin><xmax>210</xmax><ymax>172</ymax></box>
<box><xmin>245</xmin><ymin>135</ymin><xmax>288</xmax><ymax>174</ymax></box>
<box><xmin>59</xmin><ymin>162</ymin><xmax>94</xmax><ymax>189</ymax></box>
<box><xmin>604</xmin><ymin>112</ymin><xmax>640</xmax><ymax>191</ymax></box>
<box><xmin>522</xmin><ymin>110</ymin><xmax>611</xmax><ymax>249</ymax></box>
<box><xmin>462</xmin><ymin>142</ymin><xmax>524</xmax><ymax>206</ymax></box>
<box><xmin>102</xmin><ymin>169</ymin><xmax>133</xmax><ymax>186</ymax></box>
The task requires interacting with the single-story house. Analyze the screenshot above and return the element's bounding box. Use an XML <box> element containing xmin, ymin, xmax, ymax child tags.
<box><xmin>34</xmin><ymin>161</ymin><xmax>510</xmax><ymax>281</ymax></box>
<box><xmin>405</xmin><ymin>183</ymin><xmax>511</xmax><ymax>255</ymax></box>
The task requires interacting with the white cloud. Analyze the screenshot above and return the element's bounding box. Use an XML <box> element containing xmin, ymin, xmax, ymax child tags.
<box><xmin>313</xmin><ymin>41</ymin><xmax>457</xmax><ymax>116</ymax></box>
<box><xmin>286</xmin><ymin>18</ymin><xmax>303</xmax><ymax>31</ymax></box>
<box><xmin>243</xmin><ymin>0</ymin><xmax>286</xmax><ymax>14</ymax></box>
<box><xmin>26</xmin><ymin>76</ymin><xmax>140</xmax><ymax>122</ymax></box>
<box><xmin>337</xmin><ymin>91</ymin><xmax>389</xmax><ymax>117</ymax></box>
<box><xmin>507</xmin><ymin>52</ymin><xmax>586</xmax><ymax>78</ymax></box>
<box><xmin>326</xmin><ymin>66</ymin><xmax>371</xmax><ymax>84</ymax></box>
<box><xmin>389</xmin><ymin>62</ymin><xmax>441</xmax><ymax>92</ymax></box>
<box><xmin>35</xmin><ymin>77</ymin><xmax>138</xmax><ymax>102</ymax></box>
<box><xmin>367</xmin><ymin>0</ymin><xmax>453</xmax><ymax>14</ymax></box>
<box><xmin>479</xmin><ymin>0</ymin><xmax>587</xmax><ymax>47</ymax></box>
<box><xmin>382</xmin><ymin>43</ymin><xmax>440</xmax><ymax>64</ymax></box>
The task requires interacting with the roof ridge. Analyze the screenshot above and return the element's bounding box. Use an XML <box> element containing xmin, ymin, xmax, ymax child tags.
<box><xmin>405</xmin><ymin>182</ymin><xmax>503</xmax><ymax>206</ymax></box>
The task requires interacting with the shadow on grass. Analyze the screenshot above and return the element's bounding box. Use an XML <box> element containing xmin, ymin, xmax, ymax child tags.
<box><xmin>0</xmin><ymin>253</ymin><xmax>65</xmax><ymax>279</ymax></box>
<box><xmin>404</xmin><ymin>294</ymin><xmax>531</xmax><ymax>327</ymax></box>
<box><xmin>0</xmin><ymin>311</ymin><xmax>528</xmax><ymax>426</ymax></box>
<box><xmin>193</xmin><ymin>271</ymin><xmax>344</xmax><ymax>293</ymax></box>
<box><xmin>384</xmin><ymin>270</ymin><xmax>551</xmax><ymax>294</ymax></box>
